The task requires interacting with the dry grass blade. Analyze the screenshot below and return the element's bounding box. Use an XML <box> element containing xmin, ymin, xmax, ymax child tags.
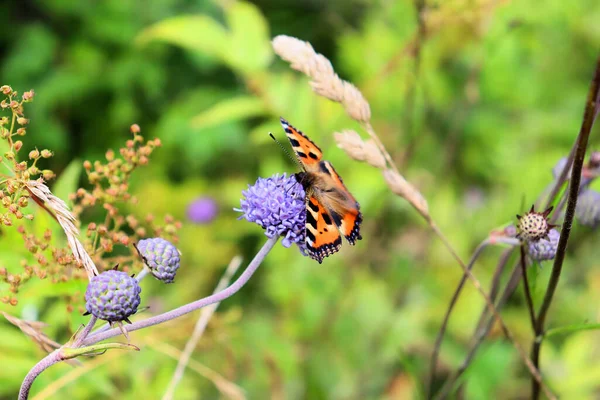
<box><xmin>272</xmin><ymin>35</ymin><xmax>371</xmax><ymax>122</ymax></box>
<box><xmin>383</xmin><ymin>169</ymin><xmax>430</xmax><ymax>220</ymax></box>
<box><xmin>3</xmin><ymin>312</ymin><xmax>61</xmax><ymax>353</ymax></box>
<box><xmin>162</xmin><ymin>256</ymin><xmax>244</xmax><ymax>400</ymax></box>
<box><xmin>334</xmin><ymin>130</ymin><xmax>386</xmax><ymax>169</ymax></box>
<box><xmin>149</xmin><ymin>339</ymin><xmax>246</xmax><ymax>400</ymax></box>
<box><xmin>25</xmin><ymin>180</ymin><xmax>98</xmax><ymax>279</ymax></box>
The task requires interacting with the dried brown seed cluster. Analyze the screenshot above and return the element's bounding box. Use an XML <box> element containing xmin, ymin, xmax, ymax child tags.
<box><xmin>0</xmin><ymin>85</ymin><xmax>180</xmax><ymax>306</ymax></box>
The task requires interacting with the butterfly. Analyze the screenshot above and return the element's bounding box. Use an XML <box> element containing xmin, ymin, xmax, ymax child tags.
<box><xmin>280</xmin><ymin>117</ymin><xmax>362</xmax><ymax>263</ymax></box>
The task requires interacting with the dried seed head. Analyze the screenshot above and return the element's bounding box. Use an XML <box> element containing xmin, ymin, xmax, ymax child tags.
<box><xmin>334</xmin><ymin>130</ymin><xmax>386</xmax><ymax>169</ymax></box>
<box><xmin>383</xmin><ymin>169</ymin><xmax>430</xmax><ymax>220</ymax></box>
<box><xmin>272</xmin><ymin>35</ymin><xmax>371</xmax><ymax>122</ymax></box>
<box><xmin>516</xmin><ymin>205</ymin><xmax>555</xmax><ymax>242</ymax></box>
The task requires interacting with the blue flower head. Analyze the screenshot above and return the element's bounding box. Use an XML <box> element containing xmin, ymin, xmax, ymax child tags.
<box><xmin>528</xmin><ymin>228</ymin><xmax>560</xmax><ymax>262</ymax></box>
<box><xmin>187</xmin><ymin>197</ymin><xmax>218</xmax><ymax>224</ymax></box>
<box><xmin>236</xmin><ymin>173</ymin><xmax>307</xmax><ymax>252</ymax></box>
<box><xmin>576</xmin><ymin>189</ymin><xmax>600</xmax><ymax>228</ymax></box>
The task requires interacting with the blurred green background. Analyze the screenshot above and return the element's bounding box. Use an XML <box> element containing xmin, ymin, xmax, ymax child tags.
<box><xmin>1</xmin><ymin>0</ymin><xmax>600</xmax><ymax>398</ymax></box>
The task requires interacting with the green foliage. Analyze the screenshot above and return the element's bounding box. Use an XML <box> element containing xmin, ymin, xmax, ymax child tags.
<box><xmin>1</xmin><ymin>0</ymin><xmax>600</xmax><ymax>399</ymax></box>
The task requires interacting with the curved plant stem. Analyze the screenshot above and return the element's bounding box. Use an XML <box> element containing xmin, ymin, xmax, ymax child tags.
<box><xmin>429</xmin><ymin>223</ymin><xmax>554</xmax><ymax>400</ymax></box>
<box><xmin>428</xmin><ymin>238</ymin><xmax>490</xmax><ymax>398</ymax></box>
<box><xmin>520</xmin><ymin>246</ymin><xmax>536</xmax><ymax>331</ymax></box>
<box><xmin>84</xmin><ymin>237</ymin><xmax>277</xmax><ymax>345</ymax></box>
<box><xmin>441</xmin><ymin>110</ymin><xmax>588</xmax><ymax>393</ymax></box>
<box><xmin>72</xmin><ymin>316</ymin><xmax>98</xmax><ymax>347</ymax></box>
<box><xmin>19</xmin><ymin>351</ymin><xmax>63</xmax><ymax>400</ymax></box>
<box><xmin>531</xmin><ymin>55</ymin><xmax>600</xmax><ymax>400</ymax></box>
<box><xmin>19</xmin><ymin>237</ymin><xmax>277</xmax><ymax>399</ymax></box>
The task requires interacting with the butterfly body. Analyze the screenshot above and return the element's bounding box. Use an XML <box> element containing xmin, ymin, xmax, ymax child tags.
<box><xmin>280</xmin><ymin>117</ymin><xmax>362</xmax><ymax>263</ymax></box>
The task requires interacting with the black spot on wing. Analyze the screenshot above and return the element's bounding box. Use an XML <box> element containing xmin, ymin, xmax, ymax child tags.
<box><xmin>279</xmin><ymin>117</ymin><xmax>323</xmax><ymax>153</ymax></box>
<box><xmin>297</xmin><ymin>151</ymin><xmax>308</xmax><ymax>159</ymax></box>
<box><xmin>306</xmin><ymin>208</ymin><xmax>317</xmax><ymax>227</ymax></box>
<box><xmin>289</xmin><ymin>138</ymin><xmax>301</xmax><ymax>148</ymax></box>
<box><xmin>306</xmin><ymin>229</ymin><xmax>316</xmax><ymax>243</ymax></box>
<box><xmin>330</xmin><ymin>211</ymin><xmax>343</xmax><ymax>226</ymax></box>
<box><xmin>309</xmin><ymin>152</ymin><xmax>319</xmax><ymax>160</ymax></box>
<box><xmin>308</xmin><ymin>200</ymin><xmax>319</xmax><ymax>213</ymax></box>
<box><xmin>319</xmin><ymin>162</ymin><xmax>331</xmax><ymax>174</ymax></box>
<box><xmin>321</xmin><ymin>212</ymin><xmax>332</xmax><ymax>225</ymax></box>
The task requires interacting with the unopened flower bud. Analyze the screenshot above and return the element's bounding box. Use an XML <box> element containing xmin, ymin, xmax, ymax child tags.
<box><xmin>1</xmin><ymin>85</ymin><xmax>12</xmax><ymax>95</ymax></box>
<box><xmin>13</xmin><ymin>141</ymin><xmax>22</xmax><ymax>151</ymax></box>
<box><xmin>16</xmin><ymin>128</ymin><xmax>26</xmax><ymax>136</ymax></box>
<box><xmin>29</xmin><ymin>149</ymin><xmax>39</xmax><ymax>159</ymax></box>
<box><xmin>17</xmin><ymin>117</ymin><xmax>29</xmax><ymax>125</ymax></box>
<box><xmin>22</xmin><ymin>90</ymin><xmax>35</xmax><ymax>102</ymax></box>
<box><xmin>42</xmin><ymin>170</ymin><xmax>55</xmax><ymax>180</ymax></box>
<box><xmin>40</xmin><ymin>149</ymin><xmax>52</xmax><ymax>158</ymax></box>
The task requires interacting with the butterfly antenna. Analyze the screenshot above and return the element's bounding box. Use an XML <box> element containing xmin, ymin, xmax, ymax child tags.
<box><xmin>269</xmin><ymin>132</ymin><xmax>304</xmax><ymax>171</ymax></box>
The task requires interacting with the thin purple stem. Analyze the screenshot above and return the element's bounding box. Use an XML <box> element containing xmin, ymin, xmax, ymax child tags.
<box><xmin>83</xmin><ymin>236</ymin><xmax>278</xmax><ymax>345</ymax></box>
<box><xmin>72</xmin><ymin>316</ymin><xmax>98</xmax><ymax>347</ymax></box>
<box><xmin>520</xmin><ymin>246</ymin><xmax>536</xmax><ymax>330</ymax></box>
<box><xmin>19</xmin><ymin>351</ymin><xmax>63</xmax><ymax>400</ymax></box>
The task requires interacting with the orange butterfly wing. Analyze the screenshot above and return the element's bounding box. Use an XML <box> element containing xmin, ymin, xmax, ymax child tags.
<box><xmin>280</xmin><ymin>117</ymin><xmax>362</xmax><ymax>263</ymax></box>
<box><xmin>305</xmin><ymin>196</ymin><xmax>343</xmax><ymax>263</ymax></box>
<box><xmin>280</xmin><ymin>117</ymin><xmax>323</xmax><ymax>167</ymax></box>
<box><xmin>318</xmin><ymin>161</ymin><xmax>362</xmax><ymax>245</ymax></box>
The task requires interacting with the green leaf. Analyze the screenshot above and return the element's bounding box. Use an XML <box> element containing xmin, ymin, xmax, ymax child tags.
<box><xmin>63</xmin><ymin>343</ymin><xmax>140</xmax><ymax>358</ymax></box>
<box><xmin>51</xmin><ymin>158</ymin><xmax>81</xmax><ymax>207</ymax></box>
<box><xmin>190</xmin><ymin>96</ymin><xmax>265</xmax><ymax>130</ymax></box>
<box><xmin>136</xmin><ymin>16</ymin><xmax>228</xmax><ymax>60</ymax></box>
<box><xmin>223</xmin><ymin>1</ymin><xmax>272</xmax><ymax>73</ymax></box>
<box><xmin>544</xmin><ymin>323</ymin><xmax>600</xmax><ymax>339</ymax></box>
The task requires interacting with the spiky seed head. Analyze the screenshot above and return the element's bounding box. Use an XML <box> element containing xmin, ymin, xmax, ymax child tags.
<box><xmin>135</xmin><ymin>238</ymin><xmax>181</xmax><ymax>283</ymax></box>
<box><xmin>516</xmin><ymin>205</ymin><xmax>555</xmax><ymax>242</ymax></box>
<box><xmin>85</xmin><ymin>269</ymin><xmax>141</xmax><ymax>322</ymax></box>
